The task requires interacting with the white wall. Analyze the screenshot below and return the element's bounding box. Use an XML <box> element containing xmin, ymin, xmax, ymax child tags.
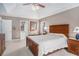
<box><xmin>0</xmin><ymin>17</ymin><xmax>2</xmax><ymax>33</ymax></box>
<box><xmin>40</xmin><ymin>6</ymin><xmax>79</xmax><ymax>38</ymax></box>
<box><xmin>24</xmin><ymin>20</ymin><xmax>29</xmax><ymax>36</ymax></box>
<box><xmin>0</xmin><ymin>21</ymin><xmax>1</xmax><ymax>33</ymax></box>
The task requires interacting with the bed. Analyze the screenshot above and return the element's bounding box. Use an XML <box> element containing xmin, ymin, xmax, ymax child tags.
<box><xmin>26</xmin><ymin>24</ymin><xmax>69</xmax><ymax>56</ymax></box>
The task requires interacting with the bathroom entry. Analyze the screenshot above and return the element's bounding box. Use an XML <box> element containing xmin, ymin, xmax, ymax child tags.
<box><xmin>12</xmin><ymin>20</ymin><xmax>20</xmax><ymax>39</ymax></box>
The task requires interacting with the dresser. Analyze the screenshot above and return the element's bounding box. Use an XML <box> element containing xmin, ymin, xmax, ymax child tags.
<box><xmin>0</xmin><ymin>34</ymin><xmax>5</xmax><ymax>56</ymax></box>
<box><xmin>67</xmin><ymin>38</ymin><xmax>79</xmax><ymax>55</ymax></box>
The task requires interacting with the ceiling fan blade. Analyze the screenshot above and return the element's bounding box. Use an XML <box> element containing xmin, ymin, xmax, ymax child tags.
<box><xmin>23</xmin><ymin>3</ymin><xmax>31</xmax><ymax>5</ymax></box>
<box><xmin>38</xmin><ymin>4</ymin><xmax>45</xmax><ymax>8</ymax></box>
<box><xmin>23</xmin><ymin>3</ymin><xmax>45</xmax><ymax>8</ymax></box>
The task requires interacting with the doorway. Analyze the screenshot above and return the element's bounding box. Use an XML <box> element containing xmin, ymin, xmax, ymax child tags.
<box><xmin>12</xmin><ymin>20</ymin><xmax>20</xmax><ymax>39</ymax></box>
<box><xmin>12</xmin><ymin>20</ymin><xmax>29</xmax><ymax>40</ymax></box>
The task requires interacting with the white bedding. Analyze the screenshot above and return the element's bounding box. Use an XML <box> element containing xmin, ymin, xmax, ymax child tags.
<box><xmin>28</xmin><ymin>33</ymin><xmax>68</xmax><ymax>56</ymax></box>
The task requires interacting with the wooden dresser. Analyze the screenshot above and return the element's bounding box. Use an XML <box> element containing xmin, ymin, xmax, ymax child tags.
<box><xmin>67</xmin><ymin>38</ymin><xmax>79</xmax><ymax>55</ymax></box>
<box><xmin>0</xmin><ymin>33</ymin><xmax>5</xmax><ymax>56</ymax></box>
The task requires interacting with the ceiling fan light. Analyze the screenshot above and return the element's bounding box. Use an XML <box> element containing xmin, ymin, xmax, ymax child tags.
<box><xmin>32</xmin><ymin>5</ymin><xmax>40</xmax><ymax>11</ymax></box>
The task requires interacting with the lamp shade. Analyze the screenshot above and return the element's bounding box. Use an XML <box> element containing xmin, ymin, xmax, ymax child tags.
<box><xmin>44</xmin><ymin>27</ymin><xmax>47</xmax><ymax>30</ymax></box>
<box><xmin>73</xmin><ymin>27</ymin><xmax>79</xmax><ymax>33</ymax></box>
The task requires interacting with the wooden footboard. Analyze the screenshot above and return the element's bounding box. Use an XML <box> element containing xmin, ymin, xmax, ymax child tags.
<box><xmin>26</xmin><ymin>37</ymin><xmax>38</xmax><ymax>56</ymax></box>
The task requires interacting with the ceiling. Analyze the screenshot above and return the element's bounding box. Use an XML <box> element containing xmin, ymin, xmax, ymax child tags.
<box><xmin>0</xmin><ymin>3</ymin><xmax>79</xmax><ymax>19</ymax></box>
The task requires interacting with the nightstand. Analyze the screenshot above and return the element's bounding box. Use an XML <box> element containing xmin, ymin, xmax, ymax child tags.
<box><xmin>67</xmin><ymin>38</ymin><xmax>79</xmax><ymax>55</ymax></box>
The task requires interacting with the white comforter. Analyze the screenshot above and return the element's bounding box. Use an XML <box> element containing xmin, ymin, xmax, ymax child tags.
<box><xmin>28</xmin><ymin>33</ymin><xmax>68</xmax><ymax>56</ymax></box>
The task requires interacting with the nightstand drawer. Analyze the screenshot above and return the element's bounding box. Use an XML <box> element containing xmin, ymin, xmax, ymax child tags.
<box><xmin>68</xmin><ymin>39</ymin><xmax>79</xmax><ymax>55</ymax></box>
<box><xmin>68</xmin><ymin>45</ymin><xmax>78</xmax><ymax>54</ymax></box>
<box><xmin>68</xmin><ymin>39</ymin><xmax>79</xmax><ymax>46</ymax></box>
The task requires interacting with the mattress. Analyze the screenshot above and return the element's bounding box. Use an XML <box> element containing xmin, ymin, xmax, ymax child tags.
<box><xmin>28</xmin><ymin>33</ymin><xmax>68</xmax><ymax>55</ymax></box>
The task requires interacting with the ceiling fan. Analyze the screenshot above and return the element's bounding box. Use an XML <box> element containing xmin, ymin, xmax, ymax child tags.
<box><xmin>23</xmin><ymin>3</ymin><xmax>45</xmax><ymax>8</ymax></box>
<box><xmin>22</xmin><ymin>3</ymin><xmax>45</xmax><ymax>18</ymax></box>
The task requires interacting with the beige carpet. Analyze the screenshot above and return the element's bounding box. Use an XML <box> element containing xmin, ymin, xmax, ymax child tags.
<box><xmin>2</xmin><ymin>39</ymin><xmax>76</xmax><ymax>56</ymax></box>
<box><xmin>3</xmin><ymin>47</ymin><xmax>75</xmax><ymax>56</ymax></box>
<box><xmin>3</xmin><ymin>47</ymin><xmax>33</xmax><ymax>56</ymax></box>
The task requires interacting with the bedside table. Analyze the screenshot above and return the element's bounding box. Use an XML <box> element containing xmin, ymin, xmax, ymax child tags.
<box><xmin>67</xmin><ymin>38</ymin><xmax>79</xmax><ymax>55</ymax></box>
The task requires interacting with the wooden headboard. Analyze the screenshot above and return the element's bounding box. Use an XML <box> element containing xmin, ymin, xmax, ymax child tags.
<box><xmin>49</xmin><ymin>24</ymin><xmax>69</xmax><ymax>38</ymax></box>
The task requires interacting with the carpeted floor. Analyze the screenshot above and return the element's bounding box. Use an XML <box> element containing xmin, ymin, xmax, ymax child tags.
<box><xmin>3</xmin><ymin>47</ymin><xmax>75</xmax><ymax>56</ymax></box>
<box><xmin>2</xmin><ymin>39</ymin><xmax>76</xmax><ymax>56</ymax></box>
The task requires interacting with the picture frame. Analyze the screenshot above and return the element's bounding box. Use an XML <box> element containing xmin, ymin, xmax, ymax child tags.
<box><xmin>30</xmin><ymin>21</ymin><xmax>37</xmax><ymax>31</ymax></box>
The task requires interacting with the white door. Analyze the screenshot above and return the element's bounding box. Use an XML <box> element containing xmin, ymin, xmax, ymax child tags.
<box><xmin>20</xmin><ymin>20</ymin><xmax>28</xmax><ymax>40</ymax></box>
<box><xmin>2</xmin><ymin>20</ymin><xmax>12</xmax><ymax>41</ymax></box>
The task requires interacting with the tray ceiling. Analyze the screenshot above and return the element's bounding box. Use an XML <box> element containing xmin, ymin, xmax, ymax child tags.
<box><xmin>0</xmin><ymin>3</ymin><xmax>79</xmax><ymax>19</ymax></box>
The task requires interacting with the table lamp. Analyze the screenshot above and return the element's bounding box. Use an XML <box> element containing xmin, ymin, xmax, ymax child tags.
<box><xmin>43</xmin><ymin>27</ymin><xmax>48</xmax><ymax>34</ymax></box>
<box><xmin>73</xmin><ymin>27</ymin><xmax>79</xmax><ymax>40</ymax></box>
